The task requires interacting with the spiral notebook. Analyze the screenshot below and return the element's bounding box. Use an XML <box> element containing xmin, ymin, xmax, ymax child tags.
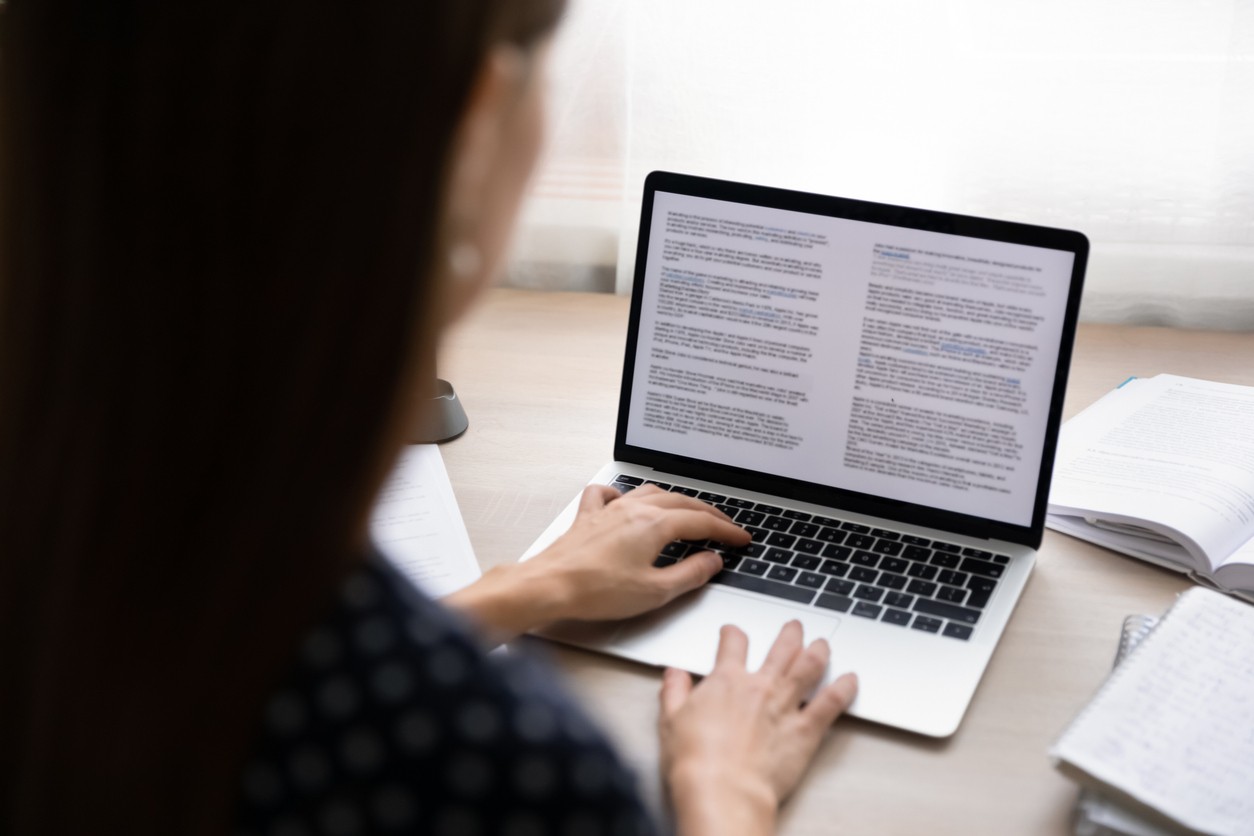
<box><xmin>1051</xmin><ymin>587</ymin><xmax>1254</xmax><ymax>836</ymax></box>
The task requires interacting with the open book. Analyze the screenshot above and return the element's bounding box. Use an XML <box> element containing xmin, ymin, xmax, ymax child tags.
<box><xmin>1047</xmin><ymin>374</ymin><xmax>1254</xmax><ymax>602</ymax></box>
<box><xmin>1050</xmin><ymin>587</ymin><xmax>1254</xmax><ymax>836</ymax></box>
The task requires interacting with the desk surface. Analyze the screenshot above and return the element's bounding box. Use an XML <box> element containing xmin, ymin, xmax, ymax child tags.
<box><xmin>437</xmin><ymin>288</ymin><xmax>1254</xmax><ymax>836</ymax></box>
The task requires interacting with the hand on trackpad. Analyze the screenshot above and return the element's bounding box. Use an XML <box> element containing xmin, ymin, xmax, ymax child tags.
<box><xmin>610</xmin><ymin>589</ymin><xmax>842</xmax><ymax>676</ymax></box>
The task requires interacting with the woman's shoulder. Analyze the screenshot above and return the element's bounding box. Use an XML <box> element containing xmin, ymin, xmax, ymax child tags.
<box><xmin>235</xmin><ymin>553</ymin><xmax>656</xmax><ymax>836</ymax></box>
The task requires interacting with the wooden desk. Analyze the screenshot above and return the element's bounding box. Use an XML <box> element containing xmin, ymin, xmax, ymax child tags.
<box><xmin>437</xmin><ymin>288</ymin><xmax>1254</xmax><ymax>835</ymax></box>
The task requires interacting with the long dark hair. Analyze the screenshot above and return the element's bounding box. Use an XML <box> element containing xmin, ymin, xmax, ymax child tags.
<box><xmin>0</xmin><ymin>1</ymin><xmax>564</xmax><ymax>832</ymax></box>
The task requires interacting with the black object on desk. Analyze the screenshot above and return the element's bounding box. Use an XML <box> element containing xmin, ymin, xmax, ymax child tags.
<box><xmin>410</xmin><ymin>378</ymin><xmax>468</xmax><ymax>443</ymax></box>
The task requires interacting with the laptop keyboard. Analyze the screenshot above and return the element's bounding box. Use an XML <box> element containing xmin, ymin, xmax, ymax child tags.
<box><xmin>612</xmin><ymin>475</ymin><xmax>1008</xmax><ymax>641</ymax></box>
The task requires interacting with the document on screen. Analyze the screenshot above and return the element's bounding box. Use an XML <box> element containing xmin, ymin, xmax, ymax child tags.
<box><xmin>625</xmin><ymin>191</ymin><xmax>1074</xmax><ymax>526</ymax></box>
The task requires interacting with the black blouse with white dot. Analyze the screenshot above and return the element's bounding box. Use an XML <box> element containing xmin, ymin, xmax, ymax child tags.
<box><xmin>235</xmin><ymin>552</ymin><xmax>659</xmax><ymax>836</ymax></box>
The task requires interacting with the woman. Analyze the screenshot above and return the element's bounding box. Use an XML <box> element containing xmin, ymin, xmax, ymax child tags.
<box><xmin>0</xmin><ymin>1</ymin><xmax>859</xmax><ymax>834</ymax></box>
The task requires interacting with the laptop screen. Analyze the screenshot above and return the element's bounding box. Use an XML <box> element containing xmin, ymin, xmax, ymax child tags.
<box><xmin>619</xmin><ymin>174</ymin><xmax>1086</xmax><ymax>541</ymax></box>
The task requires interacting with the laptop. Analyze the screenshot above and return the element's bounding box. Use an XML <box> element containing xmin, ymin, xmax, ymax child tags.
<box><xmin>522</xmin><ymin>171</ymin><xmax>1087</xmax><ymax>737</ymax></box>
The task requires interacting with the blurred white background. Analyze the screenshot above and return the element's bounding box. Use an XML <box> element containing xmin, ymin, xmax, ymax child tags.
<box><xmin>510</xmin><ymin>0</ymin><xmax>1254</xmax><ymax>329</ymax></box>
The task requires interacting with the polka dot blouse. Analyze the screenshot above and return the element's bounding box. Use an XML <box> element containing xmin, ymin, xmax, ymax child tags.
<box><xmin>235</xmin><ymin>551</ymin><xmax>659</xmax><ymax>836</ymax></box>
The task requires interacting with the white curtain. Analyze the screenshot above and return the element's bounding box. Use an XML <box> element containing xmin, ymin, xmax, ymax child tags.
<box><xmin>510</xmin><ymin>0</ymin><xmax>1254</xmax><ymax>329</ymax></box>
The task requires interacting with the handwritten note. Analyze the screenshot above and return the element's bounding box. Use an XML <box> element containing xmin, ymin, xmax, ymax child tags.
<box><xmin>1051</xmin><ymin>587</ymin><xmax>1254</xmax><ymax>836</ymax></box>
<box><xmin>369</xmin><ymin>445</ymin><xmax>482</xmax><ymax>598</ymax></box>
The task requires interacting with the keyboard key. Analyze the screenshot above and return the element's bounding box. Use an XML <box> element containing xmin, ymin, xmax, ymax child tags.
<box><xmin>994</xmin><ymin>554</ymin><xmax>1011</xmax><ymax>565</ymax></box>
<box><xmin>825</xmin><ymin>578</ymin><xmax>855</xmax><ymax>595</ymax></box>
<box><xmin>960</xmin><ymin>557</ymin><xmax>1004</xmax><ymax>579</ymax></box>
<box><xmin>653</xmin><ymin>556</ymin><xmax>676</xmax><ymax>567</ymax></box>
<box><xmin>933</xmin><ymin>542</ymin><xmax>961</xmax><ymax>554</ymax></box>
<box><xmin>737</xmin><ymin>511</ymin><xmax>766</xmax><ymax>527</ymax></box>
<box><xmin>726</xmin><ymin>497</ymin><xmax>755</xmax><ymax>509</ymax></box>
<box><xmin>901</xmin><ymin>535</ymin><xmax>930</xmax><ymax>546</ymax></box>
<box><xmin>720</xmin><ymin>554</ymin><xmax>742</xmax><ymax>572</ymax></box>
<box><xmin>872</xmin><ymin>539</ymin><xmax>903</xmax><ymax>556</ymax></box>
<box><xmin>812</xmin><ymin>515</ymin><xmax>843</xmax><ymax>527</ymax></box>
<box><xmin>885</xmin><ymin>592</ymin><xmax>915</xmax><ymax>609</ymax></box>
<box><xmin>907</xmin><ymin>579</ymin><xmax>938</xmax><ymax>597</ymax></box>
<box><xmin>746</xmin><ymin>527</ymin><xmax>769</xmax><ymax>543</ymax></box>
<box><xmin>790</xmin><ymin>521</ymin><xmax>820</xmax><ymax>538</ymax></box>
<box><xmin>764</xmin><ymin>548</ymin><xmax>793</xmax><ymax>564</ymax></box>
<box><xmin>710</xmin><ymin>570</ymin><xmax>817</xmax><ymax>604</ymax></box>
<box><xmin>852</xmin><ymin>602</ymin><xmax>883</xmax><ymax>619</ymax></box>
<box><xmin>847</xmin><ymin>534</ymin><xmax>875</xmax><ymax>549</ymax></box>
<box><xmin>816</xmin><ymin>527</ymin><xmax>847</xmax><ymax>544</ymax></box>
<box><xmin>849</xmin><ymin>567</ymin><xmax>878</xmax><ymax>583</ymax></box>
<box><xmin>715</xmin><ymin>503</ymin><xmax>739</xmax><ymax>517</ymax></box>
<box><xmin>615</xmin><ymin>475</ymin><xmax>644</xmax><ymax>485</ymax></box>
<box><xmin>767</xmin><ymin>565</ymin><xmax>798</xmax><ymax>583</ymax></box>
<box><xmin>784</xmin><ymin>509</ymin><xmax>812</xmax><ymax>521</ymax></box>
<box><xmin>740</xmin><ymin>559</ymin><xmax>769</xmax><ymax>576</ymax></box>
<box><xmin>882</xmin><ymin>608</ymin><xmax>912</xmax><ymax>627</ymax></box>
<box><xmin>822</xmin><ymin>544</ymin><xmax>852</xmax><ymax>561</ymax></box>
<box><xmin>610</xmin><ymin>481</ymin><xmax>638</xmax><ymax>493</ymax></box>
<box><xmin>698</xmin><ymin>491</ymin><xmax>727</xmax><ymax>503</ymax></box>
<box><xmin>851</xmin><ymin>551</ymin><xmax>879</xmax><ymax>567</ymax></box>
<box><xmin>907</xmin><ymin>563</ymin><xmax>938</xmax><ymax>580</ymax></box>
<box><xmin>966</xmin><ymin>577</ymin><xmax>996</xmax><ymax>609</ymax></box>
<box><xmin>819</xmin><ymin>560</ymin><xmax>849</xmax><ymax>577</ymax></box>
<box><xmin>732</xmin><ymin>542</ymin><xmax>765</xmax><ymax>558</ymax></box>
<box><xmin>766</xmin><ymin>532</ymin><xmax>797</xmax><ymax>549</ymax></box>
<box><xmin>791</xmin><ymin>554</ymin><xmax>820</xmax><ymax>571</ymax></box>
<box><xmin>841</xmin><ymin>522</ymin><xmax>871</xmax><ymax>534</ymax></box>
<box><xmin>937</xmin><ymin>585</ymin><xmax>968</xmax><ymax>604</ymax></box>
<box><xmin>876</xmin><ymin>572</ymin><xmax>908</xmax><ymax>591</ymax></box>
<box><xmin>930</xmin><ymin>552</ymin><xmax>960</xmax><ymax>569</ymax></box>
<box><xmin>911</xmin><ymin>616</ymin><xmax>943</xmax><ymax>634</ymax></box>
<box><xmin>816</xmin><ymin>593</ymin><xmax>853</xmax><ymax>613</ymax></box>
<box><xmin>881</xmin><ymin>557</ymin><xmax>909</xmax><ymax>574</ymax></box>
<box><xmin>871</xmin><ymin>529</ymin><xmax>900</xmax><ymax>540</ymax></box>
<box><xmin>854</xmin><ymin>585</ymin><xmax>884</xmax><ymax>602</ymax></box>
<box><xmin>962</xmin><ymin>547</ymin><xmax>994</xmax><ymax>559</ymax></box>
<box><xmin>943</xmin><ymin>623</ymin><xmax>974</xmax><ymax>640</ymax></box>
<box><xmin>755</xmin><ymin>503</ymin><xmax>784</xmax><ymax>515</ymax></box>
<box><xmin>795</xmin><ymin>538</ymin><xmax>823</xmax><ymax>555</ymax></box>
<box><xmin>938</xmin><ymin>569</ymin><xmax>968</xmax><ymax>586</ymax></box>
<box><xmin>645</xmin><ymin>480</ymin><xmax>672</xmax><ymax>490</ymax></box>
<box><xmin>671</xmin><ymin>486</ymin><xmax>700</xmax><ymax>497</ymax></box>
<box><xmin>914</xmin><ymin>599</ymin><xmax>982</xmax><ymax>625</ymax></box>
<box><xmin>902</xmin><ymin>546</ymin><xmax>932</xmax><ymax>562</ymax></box>
<box><xmin>797</xmin><ymin>572</ymin><xmax>826</xmax><ymax>590</ymax></box>
<box><xmin>763</xmin><ymin>516</ymin><xmax>792</xmax><ymax>532</ymax></box>
<box><xmin>661</xmin><ymin>542</ymin><xmax>691</xmax><ymax>558</ymax></box>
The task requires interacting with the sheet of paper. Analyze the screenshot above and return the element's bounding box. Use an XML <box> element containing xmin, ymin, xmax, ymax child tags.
<box><xmin>370</xmin><ymin>445</ymin><xmax>481</xmax><ymax>598</ymax></box>
<box><xmin>1049</xmin><ymin>374</ymin><xmax>1254</xmax><ymax>571</ymax></box>
<box><xmin>1076</xmin><ymin>790</ymin><xmax>1177</xmax><ymax>836</ymax></box>
<box><xmin>1050</xmin><ymin>587</ymin><xmax>1254</xmax><ymax>836</ymax></box>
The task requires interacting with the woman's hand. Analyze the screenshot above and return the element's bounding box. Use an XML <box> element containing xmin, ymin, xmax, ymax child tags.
<box><xmin>443</xmin><ymin>484</ymin><xmax>749</xmax><ymax>643</ymax></box>
<box><xmin>523</xmin><ymin>484</ymin><xmax>750</xmax><ymax>620</ymax></box>
<box><xmin>659</xmin><ymin>621</ymin><xmax>859</xmax><ymax>836</ymax></box>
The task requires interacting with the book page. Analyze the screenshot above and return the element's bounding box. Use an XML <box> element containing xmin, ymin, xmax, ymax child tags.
<box><xmin>626</xmin><ymin>190</ymin><xmax>1075</xmax><ymax>526</ymax></box>
<box><xmin>1050</xmin><ymin>587</ymin><xmax>1254</xmax><ymax>836</ymax></box>
<box><xmin>1049</xmin><ymin>375</ymin><xmax>1254</xmax><ymax>572</ymax></box>
<box><xmin>1046</xmin><ymin>512</ymin><xmax>1195</xmax><ymax>572</ymax></box>
<box><xmin>369</xmin><ymin>445</ymin><xmax>482</xmax><ymax>598</ymax></box>
<box><xmin>1215</xmin><ymin>535</ymin><xmax>1254</xmax><ymax>602</ymax></box>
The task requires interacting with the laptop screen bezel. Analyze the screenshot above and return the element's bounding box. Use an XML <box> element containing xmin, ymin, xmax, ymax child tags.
<box><xmin>612</xmin><ymin>171</ymin><xmax>1088</xmax><ymax>550</ymax></box>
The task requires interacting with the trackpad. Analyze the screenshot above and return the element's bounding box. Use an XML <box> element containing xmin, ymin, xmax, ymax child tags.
<box><xmin>610</xmin><ymin>588</ymin><xmax>842</xmax><ymax>676</ymax></box>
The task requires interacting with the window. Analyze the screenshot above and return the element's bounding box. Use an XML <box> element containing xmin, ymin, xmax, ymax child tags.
<box><xmin>514</xmin><ymin>0</ymin><xmax>1254</xmax><ymax>328</ymax></box>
